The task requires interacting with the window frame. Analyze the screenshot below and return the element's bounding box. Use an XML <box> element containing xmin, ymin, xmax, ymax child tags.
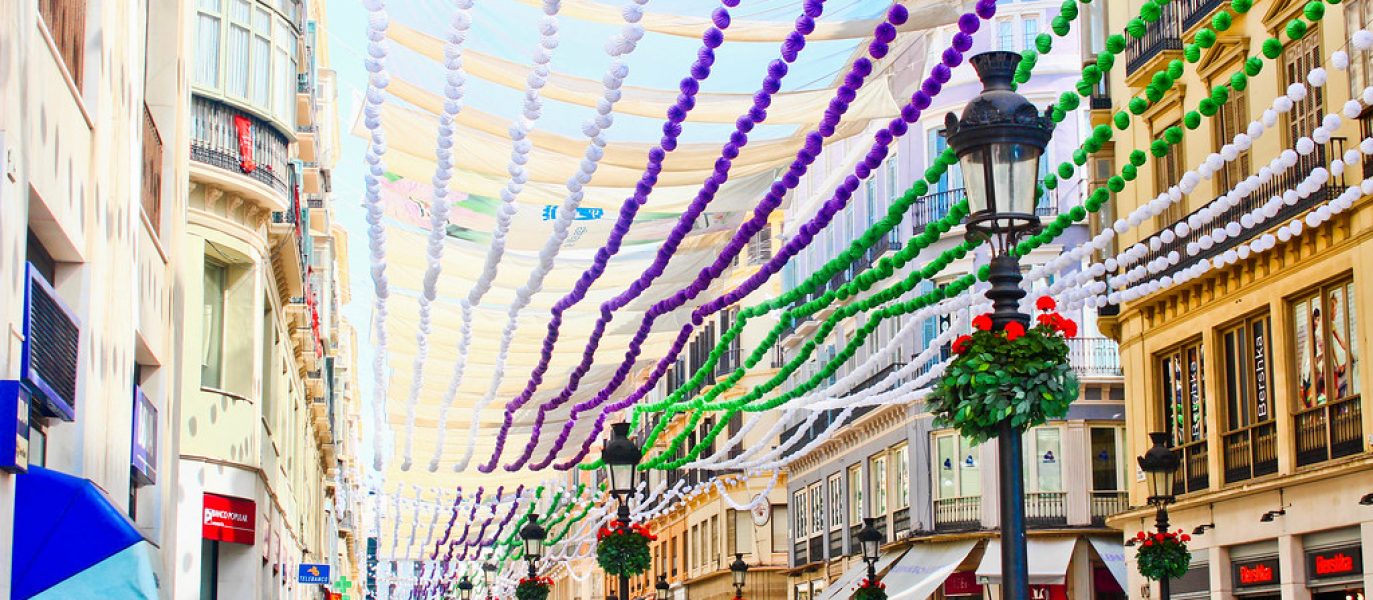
<box><xmin>891</xmin><ymin>443</ymin><xmax>910</xmax><ymax>509</ymax></box>
<box><xmin>201</xmin><ymin>259</ymin><xmax>229</xmax><ymax>389</ymax></box>
<box><xmin>1219</xmin><ymin>312</ymin><xmax>1274</xmax><ymax>431</ymax></box>
<box><xmin>1158</xmin><ymin>338</ymin><xmax>1208</xmax><ymax>447</ymax></box>
<box><xmin>933</xmin><ymin>431</ymin><xmax>981</xmax><ymax>500</ymax></box>
<box><xmin>846</xmin><ymin>463</ymin><xmax>863</xmax><ymax>523</ymax></box>
<box><xmin>193</xmin><ymin>0</ymin><xmax>300</xmax><ymax>129</ymax></box>
<box><xmin>1290</xmin><ymin>277</ymin><xmax>1361</xmax><ymax>410</ymax></box>
<box><xmin>827</xmin><ymin>473</ymin><xmax>844</xmax><ymax>532</ymax></box>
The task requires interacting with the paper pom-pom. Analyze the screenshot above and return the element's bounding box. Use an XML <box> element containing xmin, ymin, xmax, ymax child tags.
<box><xmin>1151</xmin><ymin>139</ymin><xmax>1170</xmax><ymax>157</ymax></box>
<box><xmin>1127</xmin><ymin>18</ymin><xmax>1147</xmax><ymax>39</ymax></box>
<box><xmin>1274</xmin><ymin>96</ymin><xmax>1294</xmax><ymax>113</ymax></box>
<box><xmin>1129</xmin><ymin>97</ymin><xmax>1148</xmax><ymax>115</ymax></box>
<box><xmin>1213</xmin><ymin>10</ymin><xmax>1233</xmax><ymax>31</ymax></box>
<box><xmin>1231</xmin><ymin>71</ymin><xmax>1248</xmax><ymax>91</ymax></box>
<box><xmin>1304</xmin><ymin>0</ymin><xmax>1325</xmax><ymax>21</ymax></box>
<box><xmin>1115</xmin><ymin>110</ymin><xmax>1131</xmax><ymax>130</ymax></box>
<box><xmin>1141</xmin><ymin>1</ymin><xmax>1161</xmax><ymax>21</ymax></box>
<box><xmin>1262</xmin><ymin>37</ymin><xmax>1284</xmax><ymax>58</ymax></box>
<box><xmin>1199</xmin><ymin>97</ymin><xmax>1218</xmax><ymax>116</ymax></box>
<box><xmin>1286</xmin><ymin>19</ymin><xmax>1307</xmax><ymax>40</ymax></box>
<box><xmin>1184</xmin><ymin>43</ymin><xmax>1202</xmax><ymax>63</ymax></box>
<box><xmin>1196</xmin><ymin>28</ymin><xmax>1217</xmax><ymax>48</ymax></box>
<box><xmin>1106</xmin><ymin>33</ymin><xmax>1126</xmax><ymax>53</ymax></box>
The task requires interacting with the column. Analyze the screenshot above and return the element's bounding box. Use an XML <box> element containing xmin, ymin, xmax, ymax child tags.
<box><xmin>1277</xmin><ymin>534</ymin><xmax>1311</xmax><ymax>600</ymax></box>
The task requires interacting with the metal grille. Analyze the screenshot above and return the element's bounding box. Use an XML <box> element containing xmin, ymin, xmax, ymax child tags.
<box><xmin>25</xmin><ymin>268</ymin><xmax>81</xmax><ymax>419</ymax></box>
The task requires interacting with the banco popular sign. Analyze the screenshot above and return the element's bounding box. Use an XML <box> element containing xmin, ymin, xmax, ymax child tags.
<box><xmin>203</xmin><ymin>492</ymin><xmax>256</xmax><ymax>545</ymax></box>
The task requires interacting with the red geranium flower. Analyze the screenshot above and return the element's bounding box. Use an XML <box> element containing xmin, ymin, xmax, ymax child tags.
<box><xmin>1036</xmin><ymin>296</ymin><xmax>1057</xmax><ymax>311</ymax></box>
<box><xmin>1037</xmin><ymin>313</ymin><xmax>1055</xmax><ymax>327</ymax></box>
<box><xmin>952</xmin><ymin>335</ymin><xmax>973</xmax><ymax>354</ymax></box>
<box><xmin>972</xmin><ymin>313</ymin><xmax>993</xmax><ymax>331</ymax></box>
<box><xmin>1061</xmin><ymin>318</ymin><xmax>1078</xmax><ymax>338</ymax></box>
<box><xmin>1004</xmin><ymin>321</ymin><xmax>1026</xmax><ymax>341</ymax></box>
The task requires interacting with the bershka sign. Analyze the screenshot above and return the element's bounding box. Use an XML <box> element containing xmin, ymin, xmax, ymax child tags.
<box><xmin>1233</xmin><ymin>558</ymin><xmax>1280</xmax><ymax>588</ymax></box>
<box><xmin>203</xmin><ymin>493</ymin><xmax>256</xmax><ymax>545</ymax></box>
<box><xmin>1307</xmin><ymin>546</ymin><xmax>1362</xmax><ymax>580</ymax></box>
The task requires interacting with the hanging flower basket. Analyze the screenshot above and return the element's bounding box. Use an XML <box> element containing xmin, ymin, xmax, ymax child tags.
<box><xmin>851</xmin><ymin>578</ymin><xmax>887</xmax><ymax>600</ymax></box>
<box><xmin>517</xmin><ymin>577</ymin><xmax>554</xmax><ymax>600</ymax></box>
<box><xmin>1135</xmin><ymin>529</ymin><xmax>1192</xmax><ymax>581</ymax></box>
<box><xmin>926</xmin><ymin>297</ymin><xmax>1079</xmax><ymax>443</ymax></box>
<box><xmin>596</xmin><ymin>520</ymin><xmax>656</xmax><ymax>577</ymax></box>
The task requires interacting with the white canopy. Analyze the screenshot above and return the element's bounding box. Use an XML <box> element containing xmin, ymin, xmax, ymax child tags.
<box><xmin>1087</xmin><ymin>536</ymin><xmax>1128</xmax><ymax>593</ymax></box>
<box><xmin>884</xmin><ymin>540</ymin><xmax>979</xmax><ymax>600</ymax></box>
<box><xmin>814</xmin><ymin>550</ymin><xmax>908</xmax><ymax>600</ymax></box>
<box><xmin>975</xmin><ymin>538</ymin><xmax>1079</xmax><ymax>586</ymax></box>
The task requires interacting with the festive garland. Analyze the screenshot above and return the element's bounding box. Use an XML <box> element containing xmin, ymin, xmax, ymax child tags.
<box><xmin>1134</xmin><ymin>530</ymin><xmax>1192</xmax><ymax>581</ymax></box>
<box><xmin>852</xmin><ymin>578</ymin><xmax>887</xmax><ymax>600</ymax></box>
<box><xmin>926</xmin><ymin>297</ymin><xmax>1078</xmax><ymax>444</ymax></box>
<box><xmin>595</xmin><ymin>520</ymin><xmax>656</xmax><ymax>577</ymax></box>
<box><xmin>516</xmin><ymin>576</ymin><xmax>555</xmax><ymax>600</ymax></box>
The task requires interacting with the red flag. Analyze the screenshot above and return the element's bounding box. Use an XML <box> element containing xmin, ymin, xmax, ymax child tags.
<box><xmin>232</xmin><ymin>114</ymin><xmax>256</xmax><ymax>173</ymax></box>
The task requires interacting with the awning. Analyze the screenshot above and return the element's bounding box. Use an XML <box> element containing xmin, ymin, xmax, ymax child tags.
<box><xmin>1087</xmin><ymin>536</ymin><xmax>1128</xmax><ymax>592</ymax></box>
<box><xmin>975</xmin><ymin>538</ymin><xmax>1079</xmax><ymax>586</ymax></box>
<box><xmin>814</xmin><ymin>549</ymin><xmax>907</xmax><ymax>600</ymax></box>
<box><xmin>884</xmin><ymin>540</ymin><xmax>979</xmax><ymax>600</ymax></box>
<box><xmin>12</xmin><ymin>466</ymin><xmax>159</xmax><ymax>599</ymax></box>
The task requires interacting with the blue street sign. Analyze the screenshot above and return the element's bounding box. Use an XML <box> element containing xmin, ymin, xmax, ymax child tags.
<box><xmin>299</xmin><ymin>564</ymin><xmax>331</xmax><ymax>584</ymax></box>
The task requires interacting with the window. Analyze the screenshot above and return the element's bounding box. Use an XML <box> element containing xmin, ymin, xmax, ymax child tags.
<box><xmin>997</xmin><ymin>19</ymin><xmax>1015</xmax><ymax>51</ymax></box>
<box><xmin>1023</xmin><ymin>427</ymin><xmax>1063</xmax><ymax>492</ymax></box>
<box><xmin>1215</xmin><ymin>85</ymin><xmax>1251</xmax><ymax>191</ymax></box>
<box><xmin>1283</xmin><ymin>33</ymin><xmax>1325</xmax><ymax>144</ymax></box>
<box><xmin>1090</xmin><ymin>427</ymin><xmax>1125</xmax><ymax>491</ymax></box>
<box><xmin>1160</xmin><ymin>340</ymin><xmax>1207</xmax><ymax>446</ymax></box>
<box><xmin>1221</xmin><ymin>314</ymin><xmax>1273</xmax><ymax>429</ymax></box>
<box><xmin>1022</xmin><ymin>16</ymin><xmax>1040</xmax><ymax>51</ymax></box>
<box><xmin>869</xmin><ymin>454</ymin><xmax>888</xmax><ymax>516</ymax></box>
<box><xmin>934</xmin><ymin>433</ymin><xmax>981</xmax><ymax>499</ymax></box>
<box><xmin>809</xmin><ymin>483</ymin><xmax>824</xmax><ymax>536</ymax></box>
<box><xmin>747</xmin><ymin>225</ymin><xmax>773</xmax><ymax>265</ymax></box>
<box><xmin>886</xmin><ymin>152</ymin><xmax>899</xmax><ymax>202</ymax></box>
<box><xmin>892</xmin><ymin>444</ymin><xmax>910</xmax><ymax>509</ymax></box>
<box><xmin>731</xmin><ymin>509</ymin><xmax>751</xmax><ymax>555</ymax></box>
<box><xmin>792</xmin><ymin>490</ymin><xmax>807</xmax><ymax>540</ymax></box>
<box><xmin>711</xmin><ymin>515</ymin><xmax>720</xmax><ymax>567</ymax></box>
<box><xmin>771</xmin><ymin>505</ymin><xmax>788</xmax><ymax>553</ymax></box>
<box><xmin>1347</xmin><ymin>0</ymin><xmax>1373</xmax><ymax>92</ymax></box>
<box><xmin>194</xmin><ymin>0</ymin><xmax>298</xmax><ymax>124</ymax></box>
<box><xmin>1292</xmin><ymin>280</ymin><xmax>1361</xmax><ymax>408</ymax></box>
<box><xmin>865</xmin><ymin>179</ymin><xmax>878</xmax><ymax>228</ymax></box>
<box><xmin>827</xmin><ymin>474</ymin><xmax>844</xmax><ymax>531</ymax></box>
<box><xmin>1153</xmin><ymin>119</ymin><xmax>1186</xmax><ymax>223</ymax></box>
<box><xmin>201</xmin><ymin>260</ymin><xmax>228</xmax><ymax>388</ymax></box>
<box><xmin>925</xmin><ymin>128</ymin><xmax>963</xmax><ymax>193</ymax></box>
<box><xmin>847</xmin><ymin>464</ymin><xmax>863</xmax><ymax>523</ymax></box>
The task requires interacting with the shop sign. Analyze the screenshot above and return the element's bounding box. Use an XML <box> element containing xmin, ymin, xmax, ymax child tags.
<box><xmin>1307</xmin><ymin>546</ymin><xmax>1362</xmax><ymax>580</ymax></box>
<box><xmin>0</xmin><ymin>381</ymin><xmax>30</xmax><ymax>473</ymax></box>
<box><xmin>203</xmin><ymin>492</ymin><xmax>256</xmax><ymax>544</ymax></box>
<box><xmin>943</xmin><ymin>572</ymin><xmax>983</xmax><ymax>596</ymax></box>
<box><xmin>1233</xmin><ymin>558</ymin><xmax>1280</xmax><ymax>588</ymax></box>
<box><xmin>299</xmin><ymin>563</ymin><xmax>331</xmax><ymax>584</ymax></box>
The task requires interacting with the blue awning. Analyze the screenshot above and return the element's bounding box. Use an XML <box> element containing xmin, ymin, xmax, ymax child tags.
<box><xmin>11</xmin><ymin>466</ymin><xmax>158</xmax><ymax>599</ymax></box>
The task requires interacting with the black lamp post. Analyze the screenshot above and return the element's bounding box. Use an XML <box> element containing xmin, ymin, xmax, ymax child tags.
<box><xmin>521</xmin><ymin>513</ymin><xmax>548</xmax><ymax>579</ymax></box>
<box><xmin>602</xmin><ymin>422</ymin><xmax>643</xmax><ymax>600</ymax></box>
<box><xmin>655</xmin><ymin>574</ymin><xmax>670</xmax><ymax>600</ymax></box>
<box><xmin>945</xmin><ymin>50</ymin><xmax>1055</xmax><ymax>600</ymax></box>
<box><xmin>856</xmin><ymin>517</ymin><xmax>884</xmax><ymax>583</ymax></box>
<box><xmin>729</xmin><ymin>553</ymin><xmax>749</xmax><ymax>599</ymax></box>
<box><xmin>1138</xmin><ymin>432</ymin><xmax>1181</xmax><ymax>600</ymax></box>
<box><xmin>458</xmin><ymin>575</ymin><xmax>474</xmax><ymax>600</ymax></box>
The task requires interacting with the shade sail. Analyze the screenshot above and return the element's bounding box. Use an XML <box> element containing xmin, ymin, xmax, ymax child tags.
<box><xmin>12</xmin><ymin>466</ymin><xmax>158</xmax><ymax>599</ymax></box>
<box><xmin>884</xmin><ymin>540</ymin><xmax>978</xmax><ymax>600</ymax></box>
<box><xmin>814</xmin><ymin>549</ymin><xmax>907</xmax><ymax>600</ymax></box>
<box><xmin>974</xmin><ymin>538</ymin><xmax>1079</xmax><ymax>586</ymax></box>
<box><xmin>1087</xmin><ymin>536</ymin><xmax>1128</xmax><ymax>593</ymax></box>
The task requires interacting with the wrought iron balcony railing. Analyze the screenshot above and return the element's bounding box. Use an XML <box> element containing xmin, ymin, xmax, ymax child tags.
<box><xmin>933</xmin><ymin>495</ymin><xmax>981</xmax><ymax>531</ymax></box>
<box><xmin>1067</xmin><ymin>336</ymin><xmax>1123</xmax><ymax>377</ymax></box>
<box><xmin>1222</xmin><ymin>420</ymin><xmax>1278</xmax><ymax>484</ymax></box>
<box><xmin>191</xmin><ymin>94</ymin><xmax>291</xmax><ymax>197</ymax></box>
<box><xmin>1089</xmin><ymin>491</ymin><xmax>1128</xmax><ymax>525</ymax></box>
<box><xmin>1295</xmin><ymin>395</ymin><xmax>1363</xmax><ymax>467</ymax></box>
<box><xmin>1171</xmin><ymin>439</ymin><xmax>1210</xmax><ymax>496</ymax></box>
<box><xmin>1125</xmin><ymin>1</ymin><xmax>1183</xmax><ymax>76</ymax></box>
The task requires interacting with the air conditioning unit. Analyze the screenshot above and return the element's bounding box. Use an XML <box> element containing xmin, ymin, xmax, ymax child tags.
<box><xmin>17</xmin><ymin>263</ymin><xmax>82</xmax><ymax>421</ymax></box>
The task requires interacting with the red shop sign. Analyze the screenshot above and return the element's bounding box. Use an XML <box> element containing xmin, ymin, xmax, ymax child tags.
<box><xmin>1233</xmin><ymin>558</ymin><xmax>1280</xmax><ymax>588</ymax></box>
<box><xmin>203</xmin><ymin>492</ymin><xmax>256</xmax><ymax>545</ymax></box>
<box><xmin>943</xmin><ymin>572</ymin><xmax>983</xmax><ymax>596</ymax></box>
<box><xmin>1307</xmin><ymin>546</ymin><xmax>1362</xmax><ymax>579</ymax></box>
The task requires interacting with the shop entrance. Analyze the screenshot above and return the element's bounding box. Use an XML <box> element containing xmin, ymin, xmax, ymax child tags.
<box><xmin>1312</xmin><ymin>589</ymin><xmax>1365</xmax><ymax>600</ymax></box>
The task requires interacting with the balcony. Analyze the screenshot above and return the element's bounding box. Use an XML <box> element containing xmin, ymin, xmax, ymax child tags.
<box><xmin>191</xmin><ymin>94</ymin><xmax>291</xmax><ymax>198</ymax></box>
<box><xmin>141</xmin><ymin>104</ymin><xmax>164</xmax><ymax>230</ymax></box>
<box><xmin>808</xmin><ymin>536</ymin><xmax>824</xmax><ymax>564</ymax></box>
<box><xmin>1025</xmin><ymin>491</ymin><xmax>1068</xmax><ymax>527</ymax></box>
<box><xmin>1177</xmin><ymin>0</ymin><xmax>1227</xmax><ymax>31</ymax></box>
<box><xmin>1294</xmin><ymin>396</ymin><xmax>1363</xmax><ymax>467</ymax></box>
<box><xmin>1124</xmin><ymin>1</ymin><xmax>1183</xmax><ymax>77</ymax></box>
<box><xmin>1087</xmin><ymin>73</ymin><xmax>1112</xmax><ymax>110</ymax></box>
<box><xmin>828</xmin><ymin>528</ymin><xmax>843</xmax><ymax>557</ymax></box>
<box><xmin>1133</xmin><ymin>138</ymin><xmax>1344</xmax><ymax>281</ymax></box>
<box><xmin>910</xmin><ymin>188</ymin><xmax>963</xmax><ymax>232</ymax></box>
<box><xmin>1089</xmin><ymin>491</ymin><xmax>1128</xmax><ymax>525</ymax></box>
<box><xmin>793</xmin><ymin>539</ymin><xmax>808</xmax><ymax>566</ymax></box>
<box><xmin>1067</xmin><ymin>337</ymin><xmax>1122</xmax><ymax>377</ymax></box>
<box><xmin>893</xmin><ymin>507</ymin><xmax>910</xmax><ymax>534</ymax></box>
<box><xmin>1222</xmin><ymin>420</ymin><xmax>1278</xmax><ymax>484</ymax></box>
<box><xmin>39</xmin><ymin>0</ymin><xmax>86</xmax><ymax>85</ymax></box>
<box><xmin>933</xmin><ymin>496</ymin><xmax>981</xmax><ymax>531</ymax></box>
<box><xmin>1171</xmin><ymin>440</ymin><xmax>1210</xmax><ymax>496</ymax></box>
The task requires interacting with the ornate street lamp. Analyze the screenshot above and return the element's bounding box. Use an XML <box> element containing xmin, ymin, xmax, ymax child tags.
<box><xmin>1139</xmin><ymin>432</ymin><xmax>1181</xmax><ymax>600</ymax></box>
<box><xmin>601</xmin><ymin>422</ymin><xmax>644</xmax><ymax>600</ymax></box>
<box><xmin>521</xmin><ymin>513</ymin><xmax>548</xmax><ymax>578</ymax></box>
<box><xmin>945</xmin><ymin>50</ymin><xmax>1055</xmax><ymax>600</ymax></box>
<box><xmin>483</xmin><ymin>562</ymin><xmax>497</xmax><ymax>598</ymax></box>
<box><xmin>458</xmin><ymin>575</ymin><xmax>474</xmax><ymax>600</ymax></box>
<box><xmin>655</xmin><ymin>575</ymin><xmax>670</xmax><ymax>600</ymax></box>
<box><xmin>729</xmin><ymin>553</ymin><xmax>749</xmax><ymax>599</ymax></box>
<box><xmin>856</xmin><ymin>517</ymin><xmax>884</xmax><ymax>582</ymax></box>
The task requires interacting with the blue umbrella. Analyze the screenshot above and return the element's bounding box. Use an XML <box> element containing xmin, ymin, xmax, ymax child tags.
<box><xmin>12</xmin><ymin>466</ymin><xmax>158</xmax><ymax>599</ymax></box>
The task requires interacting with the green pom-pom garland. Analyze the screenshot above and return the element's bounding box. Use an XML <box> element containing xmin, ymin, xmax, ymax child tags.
<box><xmin>1106</xmin><ymin>33</ymin><xmax>1126</xmax><ymax>53</ymax></box>
<box><xmin>1304</xmin><ymin>1</ymin><xmax>1324</xmax><ymax>21</ymax></box>
<box><xmin>1129</xmin><ymin>149</ymin><xmax>1147</xmax><ymax>166</ymax></box>
<box><xmin>1196</xmin><ymin>28</ymin><xmax>1217</xmax><ymax>48</ymax></box>
<box><xmin>1164</xmin><ymin>126</ymin><xmax>1184</xmax><ymax>145</ymax></box>
<box><xmin>1185</xmin><ymin>44</ymin><xmax>1202</xmax><ymax>63</ymax></box>
<box><xmin>1232</xmin><ymin>0</ymin><xmax>1253</xmax><ymax>13</ymax></box>
<box><xmin>1245</xmin><ymin>56</ymin><xmax>1264</xmax><ymax>76</ymax></box>
<box><xmin>1184</xmin><ymin>111</ymin><xmax>1202</xmax><ymax>129</ymax></box>
<box><xmin>1127</xmin><ymin>18</ymin><xmax>1147</xmax><ymax>39</ymax></box>
<box><xmin>1097</xmin><ymin>52</ymin><xmax>1116</xmax><ymax>72</ymax></box>
<box><xmin>1036</xmin><ymin>33</ymin><xmax>1054</xmax><ymax>53</ymax></box>
<box><xmin>1212</xmin><ymin>10</ymin><xmax>1232</xmax><ymax>31</ymax></box>
<box><xmin>1198</xmin><ymin>97</ymin><xmax>1218</xmax><ymax>116</ymax></box>
<box><xmin>1262</xmin><ymin>37</ymin><xmax>1282</xmax><ymax>59</ymax></box>
<box><xmin>1052</xmin><ymin>15</ymin><xmax>1071</xmax><ymax>36</ymax></box>
<box><xmin>1150</xmin><ymin>139</ymin><xmax>1170</xmax><ymax>157</ymax></box>
<box><xmin>1122</xmin><ymin>163</ymin><xmax>1138</xmax><ymax>181</ymax></box>
<box><xmin>1230</xmin><ymin>71</ymin><xmax>1248</xmax><ymax>91</ymax></box>
<box><xmin>1129</xmin><ymin>97</ymin><xmax>1148</xmax><ymax>115</ymax></box>
<box><xmin>1115</xmin><ymin>110</ymin><xmax>1131</xmax><ymax>129</ymax></box>
<box><xmin>1140</xmin><ymin>1</ymin><xmax>1161</xmax><ymax>21</ymax></box>
<box><xmin>1286</xmin><ymin>19</ymin><xmax>1307</xmax><ymax>40</ymax></box>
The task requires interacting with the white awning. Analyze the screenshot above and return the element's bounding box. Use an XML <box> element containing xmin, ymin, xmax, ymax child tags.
<box><xmin>884</xmin><ymin>540</ymin><xmax>979</xmax><ymax>600</ymax></box>
<box><xmin>975</xmin><ymin>538</ymin><xmax>1079</xmax><ymax>586</ymax></box>
<box><xmin>814</xmin><ymin>550</ymin><xmax>907</xmax><ymax>600</ymax></box>
<box><xmin>1087</xmin><ymin>536</ymin><xmax>1128</xmax><ymax>592</ymax></box>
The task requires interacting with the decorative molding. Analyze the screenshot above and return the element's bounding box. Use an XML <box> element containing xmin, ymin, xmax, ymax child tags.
<box><xmin>203</xmin><ymin>186</ymin><xmax>225</xmax><ymax>211</ymax></box>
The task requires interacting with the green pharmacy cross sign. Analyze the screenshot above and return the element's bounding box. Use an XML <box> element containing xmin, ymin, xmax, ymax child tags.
<box><xmin>333</xmin><ymin>575</ymin><xmax>353</xmax><ymax>600</ymax></box>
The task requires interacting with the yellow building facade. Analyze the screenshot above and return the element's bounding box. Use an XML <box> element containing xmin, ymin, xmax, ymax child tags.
<box><xmin>1100</xmin><ymin>0</ymin><xmax>1373</xmax><ymax>597</ymax></box>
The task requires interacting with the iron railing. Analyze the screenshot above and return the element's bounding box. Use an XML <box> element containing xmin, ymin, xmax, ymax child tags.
<box><xmin>1294</xmin><ymin>395</ymin><xmax>1363</xmax><ymax>467</ymax></box>
<box><xmin>1178</xmin><ymin>0</ymin><xmax>1227</xmax><ymax>30</ymax></box>
<box><xmin>190</xmin><ymin>94</ymin><xmax>291</xmax><ymax>196</ymax></box>
<box><xmin>1171</xmin><ymin>440</ymin><xmax>1210</xmax><ymax>496</ymax></box>
<box><xmin>828</xmin><ymin>528</ymin><xmax>843</xmax><ymax>558</ymax></box>
<box><xmin>893</xmin><ymin>507</ymin><xmax>911</xmax><ymax>534</ymax></box>
<box><xmin>141</xmin><ymin>104</ymin><xmax>164</xmax><ymax>231</ymax></box>
<box><xmin>1067</xmin><ymin>337</ymin><xmax>1123</xmax><ymax>376</ymax></box>
<box><xmin>1135</xmin><ymin>138</ymin><xmax>1344</xmax><ymax>281</ymax></box>
<box><xmin>1089</xmin><ymin>491</ymin><xmax>1128</xmax><ymax>525</ymax></box>
<box><xmin>933</xmin><ymin>496</ymin><xmax>981</xmax><ymax>531</ymax></box>
<box><xmin>1125</xmin><ymin>1</ymin><xmax>1183</xmax><ymax>76</ymax></box>
<box><xmin>1026</xmin><ymin>491</ymin><xmax>1068</xmax><ymax>526</ymax></box>
<box><xmin>1222</xmin><ymin>420</ymin><xmax>1278</xmax><ymax>483</ymax></box>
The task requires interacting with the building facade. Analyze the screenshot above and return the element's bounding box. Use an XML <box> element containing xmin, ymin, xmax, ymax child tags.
<box><xmin>0</xmin><ymin>0</ymin><xmax>189</xmax><ymax>596</ymax></box>
<box><xmin>1101</xmin><ymin>0</ymin><xmax>1373</xmax><ymax>597</ymax></box>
